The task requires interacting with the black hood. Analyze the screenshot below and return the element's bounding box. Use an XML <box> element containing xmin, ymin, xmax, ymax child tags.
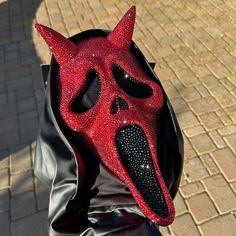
<box><xmin>34</xmin><ymin>29</ymin><xmax>184</xmax><ymax>236</ymax></box>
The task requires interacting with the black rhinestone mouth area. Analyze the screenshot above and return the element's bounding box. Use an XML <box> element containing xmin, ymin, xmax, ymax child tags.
<box><xmin>115</xmin><ymin>124</ymin><xmax>168</xmax><ymax>218</ymax></box>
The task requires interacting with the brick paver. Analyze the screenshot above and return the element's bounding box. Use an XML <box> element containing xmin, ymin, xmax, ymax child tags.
<box><xmin>0</xmin><ymin>0</ymin><xmax>235</xmax><ymax>235</ymax></box>
<box><xmin>212</xmin><ymin>148</ymin><xmax>236</xmax><ymax>181</ymax></box>
<box><xmin>186</xmin><ymin>192</ymin><xmax>218</xmax><ymax>223</ymax></box>
<box><xmin>203</xmin><ymin>174</ymin><xmax>236</xmax><ymax>214</ymax></box>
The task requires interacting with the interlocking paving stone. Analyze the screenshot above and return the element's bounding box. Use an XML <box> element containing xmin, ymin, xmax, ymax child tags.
<box><xmin>179</xmin><ymin>173</ymin><xmax>187</xmax><ymax>187</ymax></box>
<box><xmin>190</xmin><ymin>133</ymin><xmax>216</xmax><ymax>155</ymax></box>
<box><xmin>0</xmin><ymin>70</ymin><xmax>6</xmax><ymax>82</ymax></box>
<box><xmin>216</xmin><ymin>109</ymin><xmax>233</xmax><ymax>125</ymax></box>
<box><xmin>231</xmin><ymin>181</ymin><xmax>236</xmax><ymax>194</ymax></box>
<box><xmin>200</xmin><ymin>154</ymin><xmax>219</xmax><ymax>175</ymax></box>
<box><xmin>206</xmin><ymin>61</ymin><xmax>232</xmax><ymax>79</ymax></box>
<box><xmin>203</xmin><ymin>174</ymin><xmax>236</xmax><ymax>214</ymax></box>
<box><xmin>0</xmin><ymin>130</ymin><xmax>20</xmax><ymax>150</ymax></box>
<box><xmin>210</xmin><ymin>86</ymin><xmax>236</xmax><ymax>108</ymax></box>
<box><xmin>18</xmin><ymin>98</ymin><xmax>36</xmax><ymax>113</ymax></box>
<box><xmin>209</xmin><ymin>130</ymin><xmax>226</xmax><ymax>148</ymax></box>
<box><xmin>177</xmin><ymin>111</ymin><xmax>200</xmax><ymax>129</ymax></box>
<box><xmin>191</xmin><ymin>64</ymin><xmax>211</xmax><ymax>78</ymax></box>
<box><xmin>175</xmin><ymin>68</ymin><xmax>200</xmax><ymax>87</ymax></box>
<box><xmin>0</xmin><ymin>0</ymin><xmax>235</xmax><ymax>235</ymax></box>
<box><xmin>220</xmin><ymin>78</ymin><xmax>235</xmax><ymax>91</ymax></box>
<box><xmin>224</xmin><ymin>133</ymin><xmax>236</xmax><ymax>154</ymax></box>
<box><xmin>0</xmin><ymin>117</ymin><xmax>18</xmax><ymax>134</ymax></box>
<box><xmin>155</xmin><ymin>68</ymin><xmax>175</xmax><ymax>82</ymax></box>
<box><xmin>0</xmin><ymin>149</ymin><xmax>9</xmax><ymax>170</ymax></box>
<box><xmin>212</xmin><ymin>148</ymin><xmax>236</xmax><ymax>182</ymax></box>
<box><xmin>173</xmin><ymin>192</ymin><xmax>188</xmax><ymax>216</ymax></box>
<box><xmin>184</xmin><ymin>125</ymin><xmax>205</xmax><ymax>138</ymax></box>
<box><xmin>170</xmin><ymin>97</ymin><xmax>189</xmax><ymax>115</ymax></box>
<box><xmin>159</xmin><ymin>227</ymin><xmax>171</xmax><ymax>236</ymax></box>
<box><xmin>190</xmin><ymin>52</ymin><xmax>217</xmax><ymax>65</ymax></box>
<box><xmin>7</xmin><ymin>91</ymin><xmax>16</xmax><ymax>103</ymax></box>
<box><xmin>179</xmin><ymin>87</ymin><xmax>201</xmax><ymax>102</ymax></box>
<box><xmin>228</xmin><ymin>75</ymin><xmax>236</xmax><ymax>87</ymax></box>
<box><xmin>184</xmin><ymin>157</ymin><xmax>209</xmax><ymax>182</ymax></box>
<box><xmin>195</xmin><ymin>84</ymin><xmax>210</xmax><ymax>97</ymax></box>
<box><xmin>170</xmin><ymin>213</ymin><xmax>201</xmax><ymax>236</ymax></box>
<box><xmin>11</xmin><ymin>170</ymin><xmax>34</xmax><ymax>196</ymax></box>
<box><xmin>0</xmin><ymin>103</ymin><xmax>17</xmax><ymax>120</ymax></box>
<box><xmin>0</xmin><ymin>189</ymin><xmax>9</xmax><ymax>213</ymax></box>
<box><xmin>5</xmin><ymin>50</ymin><xmax>19</xmax><ymax>61</ymax></box>
<box><xmin>19</xmin><ymin>40</ymin><xmax>35</xmax><ymax>58</ymax></box>
<box><xmin>10</xmin><ymin>145</ymin><xmax>32</xmax><ymax>175</ymax></box>
<box><xmin>189</xmin><ymin>96</ymin><xmax>221</xmax><ymax>115</ymax></box>
<box><xmin>15</xmin><ymin>85</ymin><xmax>34</xmax><ymax>101</ymax></box>
<box><xmin>200</xmin><ymin>214</ymin><xmax>236</xmax><ymax>236</ymax></box>
<box><xmin>199</xmin><ymin>75</ymin><xmax>220</xmax><ymax>90</ymax></box>
<box><xmin>157</xmin><ymin>46</ymin><xmax>175</xmax><ymax>58</ymax></box>
<box><xmin>183</xmin><ymin>135</ymin><xmax>197</xmax><ymax>159</ymax></box>
<box><xmin>0</xmin><ymin>212</ymin><xmax>10</xmax><ymax>236</ymax></box>
<box><xmin>218</xmin><ymin>125</ymin><xmax>236</xmax><ymax>136</ymax></box>
<box><xmin>6</xmin><ymin>77</ymin><xmax>32</xmax><ymax>91</ymax></box>
<box><xmin>180</xmin><ymin>181</ymin><xmax>204</xmax><ymax>198</ymax></box>
<box><xmin>11</xmin><ymin>191</ymin><xmax>36</xmax><ymax>221</ymax></box>
<box><xmin>225</xmin><ymin>106</ymin><xmax>236</xmax><ymax>118</ymax></box>
<box><xmin>0</xmin><ymin>48</ymin><xmax>4</xmax><ymax>63</ymax></box>
<box><xmin>0</xmin><ymin>93</ymin><xmax>7</xmax><ymax>104</ymax></box>
<box><xmin>168</xmin><ymin>58</ymin><xmax>187</xmax><ymax>71</ymax></box>
<box><xmin>6</xmin><ymin>66</ymin><xmax>30</xmax><ymax>81</ymax></box>
<box><xmin>11</xmin><ymin>211</ymin><xmax>48</xmax><ymax>236</ymax></box>
<box><xmin>0</xmin><ymin>168</ymin><xmax>9</xmax><ymax>190</ymax></box>
<box><xmin>19</xmin><ymin>111</ymin><xmax>38</xmax><ymax>143</ymax></box>
<box><xmin>199</xmin><ymin>112</ymin><xmax>223</xmax><ymax>131</ymax></box>
<box><xmin>164</xmin><ymin>85</ymin><xmax>180</xmax><ymax>99</ymax></box>
<box><xmin>186</xmin><ymin>192</ymin><xmax>218</xmax><ymax>223</ymax></box>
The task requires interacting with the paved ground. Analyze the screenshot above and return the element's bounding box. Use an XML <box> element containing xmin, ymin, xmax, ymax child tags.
<box><xmin>0</xmin><ymin>0</ymin><xmax>236</xmax><ymax>235</ymax></box>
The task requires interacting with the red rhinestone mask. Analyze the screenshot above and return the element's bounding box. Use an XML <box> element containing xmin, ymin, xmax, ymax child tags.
<box><xmin>36</xmin><ymin>6</ymin><xmax>175</xmax><ymax>226</ymax></box>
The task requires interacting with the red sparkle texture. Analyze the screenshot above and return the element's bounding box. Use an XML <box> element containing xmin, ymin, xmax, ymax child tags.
<box><xmin>35</xmin><ymin>6</ymin><xmax>175</xmax><ymax>226</ymax></box>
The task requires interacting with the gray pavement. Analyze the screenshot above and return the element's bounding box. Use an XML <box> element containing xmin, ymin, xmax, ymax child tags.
<box><xmin>0</xmin><ymin>0</ymin><xmax>236</xmax><ymax>235</ymax></box>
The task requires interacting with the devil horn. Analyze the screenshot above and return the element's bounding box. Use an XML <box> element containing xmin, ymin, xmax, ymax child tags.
<box><xmin>35</xmin><ymin>23</ymin><xmax>78</xmax><ymax>65</ymax></box>
<box><xmin>108</xmin><ymin>6</ymin><xmax>136</xmax><ymax>49</ymax></box>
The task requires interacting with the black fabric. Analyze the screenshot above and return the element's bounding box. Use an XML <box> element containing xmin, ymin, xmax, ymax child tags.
<box><xmin>35</xmin><ymin>29</ymin><xmax>183</xmax><ymax>236</ymax></box>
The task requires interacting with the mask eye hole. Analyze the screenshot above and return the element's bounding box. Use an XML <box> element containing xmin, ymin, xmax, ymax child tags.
<box><xmin>112</xmin><ymin>64</ymin><xmax>153</xmax><ymax>98</ymax></box>
<box><xmin>71</xmin><ymin>69</ymin><xmax>101</xmax><ymax>113</ymax></box>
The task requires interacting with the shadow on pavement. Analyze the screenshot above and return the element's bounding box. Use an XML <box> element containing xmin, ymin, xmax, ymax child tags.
<box><xmin>0</xmin><ymin>0</ymin><xmax>49</xmax><ymax>235</ymax></box>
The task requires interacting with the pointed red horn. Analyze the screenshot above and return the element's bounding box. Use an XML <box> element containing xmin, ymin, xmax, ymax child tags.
<box><xmin>108</xmin><ymin>6</ymin><xmax>136</xmax><ymax>49</ymax></box>
<box><xmin>35</xmin><ymin>23</ymin><xmax>78</xmax><ymax>65</ymax></box>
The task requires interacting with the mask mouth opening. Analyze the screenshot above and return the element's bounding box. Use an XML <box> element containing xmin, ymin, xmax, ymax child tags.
<box><xmin>115</xmin><ymin>124</ymin><xmax>168</xmax><ymax>218</ymax></box>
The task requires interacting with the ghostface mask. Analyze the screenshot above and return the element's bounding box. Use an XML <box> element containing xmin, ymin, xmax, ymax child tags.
<box><xmin>36</xmin><ymin>6</ymin><xmax>183</xmax><ymax>227</ymax></box>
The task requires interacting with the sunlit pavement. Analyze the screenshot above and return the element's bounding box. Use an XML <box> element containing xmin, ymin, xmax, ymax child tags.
<box><xmin>0</xmin><ymin>0</ymin><xmax>236</xmax><ymax>235</ymax></box>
